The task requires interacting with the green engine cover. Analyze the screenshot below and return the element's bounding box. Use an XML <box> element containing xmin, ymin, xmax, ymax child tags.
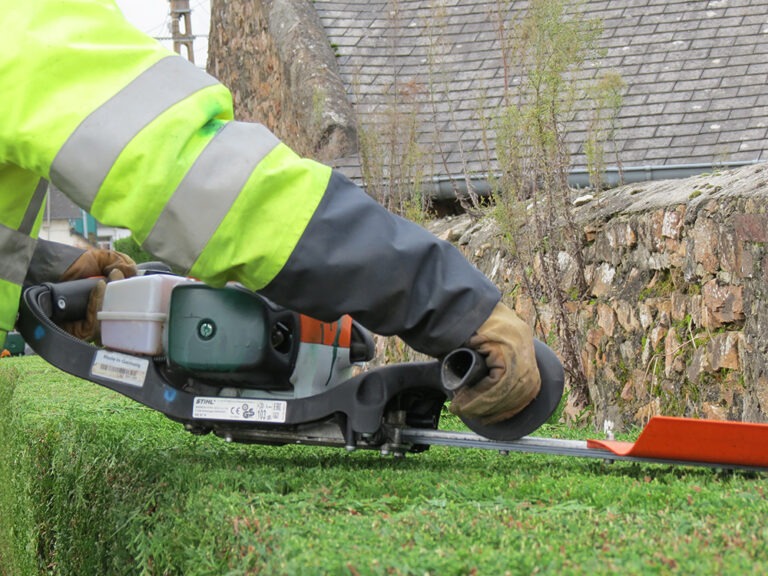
<box><xmin>166</xmin><ymin>284</ymin><xmax>296</xmax><ymax>387</ymax></box>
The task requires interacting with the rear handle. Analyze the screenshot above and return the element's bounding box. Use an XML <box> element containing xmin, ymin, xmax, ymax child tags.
<box><xmin>43</xmin><ymin>277</ymin><xmax>102</xmax><ymax>324</ymax></box>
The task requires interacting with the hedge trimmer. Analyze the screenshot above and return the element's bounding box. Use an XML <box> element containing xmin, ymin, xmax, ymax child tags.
<box><xmin>17</xmin><ymin>271</ymin><xmax>768</xmax><ymax>472</ymax></box>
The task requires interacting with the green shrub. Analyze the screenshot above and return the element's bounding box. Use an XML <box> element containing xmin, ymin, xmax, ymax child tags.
<box><xmin>2</xmin><ymin>357</ymin><xmax>768</xmax><ymax>575</ymax></box>
<box><xmin>112</xmin><ymin>236</ymin><xmax>154</xmax><ymax>265</ymax></box>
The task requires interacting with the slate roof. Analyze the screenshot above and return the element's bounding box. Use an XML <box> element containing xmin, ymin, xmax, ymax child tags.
<box><xmin>48</xmin><ymin>185</ymin><xmax>83</xmax><ymax>219</ymax></box>
<box><xmin>313</xmin><ymin>0</ymin><xmax>768</xmax><ymax>185</ymax></box>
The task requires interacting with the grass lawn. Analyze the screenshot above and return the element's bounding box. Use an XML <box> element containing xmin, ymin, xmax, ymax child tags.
<box><xmin>2</xmin><ymin>356</ymin><xmax>767</xmax><ymax>575</ymax></box>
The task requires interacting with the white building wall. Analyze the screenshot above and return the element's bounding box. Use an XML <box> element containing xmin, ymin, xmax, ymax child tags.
<box><xmin>38</xmin><ymin>220</ymin><xmax>91</xmax><ymax>249</ymax></box>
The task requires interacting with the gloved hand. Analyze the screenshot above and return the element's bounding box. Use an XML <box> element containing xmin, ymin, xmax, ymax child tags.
<box><xmin>59</xmin><ymin>249</ymin><xmax>137</xmax><ymax>342</ymax></box>
<box><xmin>449</xmin><ymin>302</ymin><xmax>541</xmax><ymax>425</ymax></box>
<box><xmin>59</xmin><ymin>248</ymin><xmax>137</xmax><ymax>281</ymax></box>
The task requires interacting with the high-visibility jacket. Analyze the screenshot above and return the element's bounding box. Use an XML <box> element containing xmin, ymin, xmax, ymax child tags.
<box><xmin>0</xmin><ymin>0</ymin><xmax>499</xmax><ymax>355</ymax></box>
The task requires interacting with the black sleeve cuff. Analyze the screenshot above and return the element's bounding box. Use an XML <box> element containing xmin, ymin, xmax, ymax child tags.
<box><xmin>24</xmin><ymin>239</ymin><xmax>85</xmax><ymax>286</ymax></box>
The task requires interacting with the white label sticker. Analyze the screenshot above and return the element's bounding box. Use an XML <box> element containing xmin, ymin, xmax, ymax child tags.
<box><xmin>91</xmin><ymin>350</ymin><xmax>149</xmax><ymax>388</ymax></box>
<box><xmin>193</xmin><ymin>397</ymin><xmax>287</xmax><ymax>423</ymax></box>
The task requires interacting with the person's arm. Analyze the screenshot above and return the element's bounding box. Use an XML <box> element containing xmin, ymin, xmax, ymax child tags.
<box><xmin>258</xmin><ymin>171</ymin><xmax>500</xmax><ymax>356</ymax></box>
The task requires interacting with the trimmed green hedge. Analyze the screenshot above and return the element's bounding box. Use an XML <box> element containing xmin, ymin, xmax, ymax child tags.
<box><xmin>2</xmin><ymin>357</ymin><xmax>768</xmax><ymax>575</ymax></box>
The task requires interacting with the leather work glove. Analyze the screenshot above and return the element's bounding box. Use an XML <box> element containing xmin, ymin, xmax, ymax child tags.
<box><xmin>59</xmin><ymin>249</ymin><xmax>137</xmax><ymax>342</ymax></box>
<box><xmin>59</xmin><ymin>248</ymin><xmax>137</xmax><ymax>282</ymax></box>
<box><xmin>449</xmin><ymin>302</ymin><xmax>541</xmax><ymax>425</ymax></box>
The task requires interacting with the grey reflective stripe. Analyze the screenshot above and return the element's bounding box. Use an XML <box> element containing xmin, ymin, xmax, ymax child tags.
<box><xmin>143</xmin><ymin>121</ymin><xmax>280</xmax><ymax>270</ymax></box>
<box><xmin>50</xmin><ymin>56</ymin><xmax>220</xmax><ymax>210</ymax></box>
<box><xmin>0</xmin><ymin>224</ymin><xmax>37</xmax><ymax>285</ymax></box>
<box><xmin>18</xmin><ymin>178</ymin><xmax>48</xmax><ymax>235</ymax></box>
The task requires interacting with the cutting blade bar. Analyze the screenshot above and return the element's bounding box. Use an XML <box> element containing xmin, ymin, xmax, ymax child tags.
<box><xmin>399</xmin><ymin>428</ymin><xmax>768</xmax><ymax>472</ymax></box>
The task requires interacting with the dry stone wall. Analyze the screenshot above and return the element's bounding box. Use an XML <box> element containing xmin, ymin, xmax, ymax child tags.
<box><xmin>433</xmin><ymin>163</ymin><xmax>768</xmax><ymax>431</ymax></box>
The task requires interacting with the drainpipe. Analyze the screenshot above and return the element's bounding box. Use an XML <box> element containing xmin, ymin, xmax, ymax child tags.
<box><xmin>428</xmin><ymin>159</ymin><xmax>763</xmax><ymax>201</ymax></box>
<box><xmin>82</xmin><ymin>209</ymin><xmax>89</xmax><ymax>242</ymax></box>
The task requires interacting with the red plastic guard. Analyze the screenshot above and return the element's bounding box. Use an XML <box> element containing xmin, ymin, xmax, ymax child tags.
<box><xmin>587</xmin><ymin>416</ymin><xmax>768</xmax><ymax>468</ymax></box>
